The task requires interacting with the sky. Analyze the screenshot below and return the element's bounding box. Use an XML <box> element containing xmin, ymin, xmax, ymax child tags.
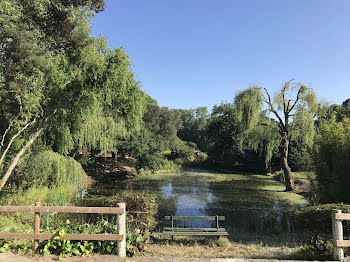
<box><xmin>90</xmin><ymin>0</ymin><xmax>350</xmax><ymax>110</ymax></box>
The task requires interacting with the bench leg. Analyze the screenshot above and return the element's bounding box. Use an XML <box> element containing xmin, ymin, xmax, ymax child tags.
<box><xmin>171</xmin><ymin>235</ymin><xmax>174</xmax><ymax>241</ymax></box>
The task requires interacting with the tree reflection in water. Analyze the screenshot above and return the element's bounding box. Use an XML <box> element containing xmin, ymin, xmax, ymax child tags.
<box><xmin>114</xmin><ymin>170</ymin><xmax>307</xmax><ymax>245</ymax></box>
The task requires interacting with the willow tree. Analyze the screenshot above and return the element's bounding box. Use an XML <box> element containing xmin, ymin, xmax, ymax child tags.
<box><xmin>0</xmin><ymin>0</ymin><xmax>146</xmax><ymax>190</ymax></box>
<box><xmin>235</xmin><ymin>82</ymin><xmax>317</xmax><ymax>191</ymax></box>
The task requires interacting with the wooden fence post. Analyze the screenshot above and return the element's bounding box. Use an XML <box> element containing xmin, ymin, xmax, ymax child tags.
<box><xmin>34</xmin><ymin>202</ymin><xmax>41</xmax><ymax>251</ymax></box>
<box><xmin>117</xmin><ymin>203</ymin><xmax>126</xmax><ymax>257</ymax></box>
<box><xmin>332</xmin><ymin>209</ymin><xmax>344</xmax><ymax>261</ymax></box>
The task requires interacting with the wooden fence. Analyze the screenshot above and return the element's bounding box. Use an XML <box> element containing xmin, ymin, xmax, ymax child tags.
<box><xmin>332</xmin><ymin>209</ymin><xmax>350</xmax><ymax>260</ymax></box>
<box><xmin>0</xmin><ymin>202</ymin><xmax>126</xmax><ymax>257</ymax></box>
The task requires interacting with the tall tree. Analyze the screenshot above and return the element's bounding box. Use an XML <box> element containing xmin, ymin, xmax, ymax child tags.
<box><xmin>235</xmin><ymin>82</ymin><xmax>317</xmax><ymax>191</ymax></box>
<box><xmin>177</xmin><ymin>107</ymin><xmax>210</xmax><ymax>151</ymax></box>
<box><xmin>206</xmin><ymin>103</ymin><xmax>242</xmax><ymax>167</ymax></box>
<box><xmin>0</xmin><ymin>0</ymin><xmax>146</xmax><ymax>190</ymax></box>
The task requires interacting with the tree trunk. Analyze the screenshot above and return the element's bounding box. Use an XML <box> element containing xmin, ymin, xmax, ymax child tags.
<box><xmin>0</xmin><ymin>109</ymin><xmax>57</xmax><ymax>191</ymax></box>
<box><xmin>0</xmin><ymin>120</ymin><xmax>35</xmax><ymax>168</ymax></box>
<box><xmin>0</xmin><ymin>126</ymin><xmax>44</xmax><ymax>190</ymax></box>
<box><xmin>280</xmin><ymin>132</ymin><xmax>294</xmax><ymax>191</ymax></box>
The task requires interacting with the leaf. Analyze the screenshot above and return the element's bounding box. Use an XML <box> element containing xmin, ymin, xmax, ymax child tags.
<box><xmin>72</xmin><ymin>248</ymin><xmax>81</xmax><ymax>255</ymax></box>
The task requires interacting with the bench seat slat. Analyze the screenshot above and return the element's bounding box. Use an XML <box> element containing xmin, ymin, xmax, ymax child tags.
<box><xmin>163</xmin><ymin>227</ymin><xmax>226</xmax><ymax>232</ymax></box>
<box><xmin>162</xmin><ymin>231</ymin><xmax>228</xmax><ymax>236</ymax></box>
<box><xmin>164</xmin><ymin>216</ymin><xmax>225</xmax><ymax>221</ymax></box>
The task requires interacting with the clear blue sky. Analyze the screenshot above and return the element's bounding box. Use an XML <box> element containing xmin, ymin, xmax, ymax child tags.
<box><xmin>91</xmin><ymin>0</ymin><xmax>350</xmax><ymax>110</ymax></box>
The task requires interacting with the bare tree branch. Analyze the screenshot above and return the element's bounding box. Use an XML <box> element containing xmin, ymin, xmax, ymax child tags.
<box><xmin>0</xmin><ymin>122</ymin><xmax>12</xmax><ymax>152</ymax></box>
<box><xmin>263</xmin><ymin>88</ymin><xmax>285</xmax><ymax>129</ymax></box>
<box><xmin>288</xmin><ymin>86</ymin><xmax>303</xmax><ymax>113</ymax></box>
<box><xmin>258</xmin><ymin>123</ymin><xmax>275</xmax><ymax>129</ymax></box>
<box><xmin>282</xmin><ymin>91</ymin><xmax>286</xmax><ymax>114</ymax></box>
<box><xmin>258</xmin><ymin>122</ymin><xmax>283</xmax><ymax>134</ymax></box>
<box><xmin>0</xmin><ymin>119</ymin><xmax>36</xmax><ymax>168</ymax></box>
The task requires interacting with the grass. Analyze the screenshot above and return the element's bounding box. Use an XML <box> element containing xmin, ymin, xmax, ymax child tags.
<box><xmin>146</xmin><ymin>235</ymin><xmax>299</xmax><ymax>259</ymax></box>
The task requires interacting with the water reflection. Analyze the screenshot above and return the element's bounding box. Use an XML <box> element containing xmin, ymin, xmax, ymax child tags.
<box><xmin>114</xmin><ymin>170</ymin><xmax>307</xmax><ymax>243</ymax></box>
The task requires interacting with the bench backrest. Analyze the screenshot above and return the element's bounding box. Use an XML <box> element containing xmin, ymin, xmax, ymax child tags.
<box><xmin>165</xmin><ymin>215</ymin><xmax>225</xmax><ymax>229</ymax></box>
<box><xmin>165</xmin><ymin>216</ymin><xmax>225</xmax><ymax>221</ymax></box>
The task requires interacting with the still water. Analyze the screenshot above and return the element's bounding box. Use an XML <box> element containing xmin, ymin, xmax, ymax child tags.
<box><xmin>113</xmin><ymin>169</ymin><xmax>308</xmax><ymax>244</ymax></box>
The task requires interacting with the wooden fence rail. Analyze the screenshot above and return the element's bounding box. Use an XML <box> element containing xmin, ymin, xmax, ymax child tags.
<box><xmin>0</xmin><ymin>202</ymin><xmax>126</xmax><ymax>257</ymax></box>
<box><xmin>332</xmin><ymin>209</ymin><xmax>350</xmax><ymax>261</ymax></box>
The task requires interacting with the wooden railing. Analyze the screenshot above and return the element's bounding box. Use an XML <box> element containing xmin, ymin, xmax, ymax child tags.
<box><xmin>0</xmin><ymin>202</ymin><xmax>126</xmax><ymax>257</ymax></box>
<box><xmin>332</xmin><ymin>209</ymin><xmax>350</xmax><ymax>260</ymax></box>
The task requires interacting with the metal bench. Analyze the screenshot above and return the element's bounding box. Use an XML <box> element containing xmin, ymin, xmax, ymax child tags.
<box><xmin>163</xmin><ymin>215</ymin><xmax>228</xmax><ymax>237</ymax></box>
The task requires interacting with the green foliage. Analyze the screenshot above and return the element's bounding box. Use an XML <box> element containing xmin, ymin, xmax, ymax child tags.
<box><xmin>0</xmin><ymin>191</ymin><xmax>158</xmax><ymax>257</ymax></box>
<box><xmin>313</xmin><ymin>117</ymin><xmax>350</xmax><ymax>203</ymax></box>
<box><xmin>40</xmin><ymin>220</ymin><xmax>119</xmax><ymax>259</ymax></box>
<box><xmin>0</xmin><ymin>186</ymin><xmax>77</xmax><ymax>207</ymax></box>
<box><xmin>170</xmin><ymin>139</ymin><xmax>208</xmax><ymax>165</ymax></box>
<box><xmin>212</xmin><ymin>237</ymin><xmax>230</xmax><ymax>248</ymax></box>
<box><xmin>206</xmin><ymin>102</ymin><xmax>242</xmax><ymax>168</ymax></box>
<box><xmin>83</xmin><ymin>191</ymin><xmax>159</xmax><ymax>256</ymax></box>
<box><xmin>248</xmin><ymin>117</ymin><xmax>280</xmax><ymax>172</ymax></box>
<box><xmin>125</xmin><ymin>227</ymin><xmax>148</xmax><ymax>256</ymax></box>
<box><xmin>234</xmin><ymin>86</ymin><xmax>263</xmax><ymax>132</ymax></box>
<box><xmin>11</xmin><ymin>150</ymin><xmax>87</xmax><ymax>192</ymax></box>
<box><xmin>0</xmin><ymin>0</ymin><xmax>104</xmax><ymax>146</ymax></box>
<box><xmin>143</xmin><ymin>103</ymin><xmax>182</xmax><ymax>144</ymax></box>
<box><xmin>0</xmin><ymin>219</ymin><xmax>122</xmax><ymax>258</ymax></box>
<box><xmin>116</xmin><ymin>102</ymin><xmax>206</xmax><ymax>172</ymax></box>
<box><xmin>0</xmin><ymin>216</ymin><xmax>32</xmax><ymax>234</ymax></box>
<box><xmin>296</xmin><ymin>203</ymin><xmax>350</xmax><ymax>234</ymax></box>
<box><xmin>318</xmin><ymin>99</ymin><xmax>350</xmax><ymax>123</ymax></box>
<box><xmin>293</xmin><ymin>235</ymin><xmax>333</xmax><ymax>261</ymax></box>
<box><xmin>0</xmin><ymin>0</ymin><xmax>147</xmax><ymax>189</ymax></box>
<box><xmin>177</xmin><ymin>107</ymin><xmax>210</xmax><ymax>151</ymax></box>
<box><xmin>44</xmin><ymin>45</ymin><xmax>146</xmax><ymax>156</ymax></box>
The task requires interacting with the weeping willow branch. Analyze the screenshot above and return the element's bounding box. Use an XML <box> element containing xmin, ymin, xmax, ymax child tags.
<box><xmin>0</xmin><ymin>119</ymin><xmax>36</xmax><ymax>168</ymax></box>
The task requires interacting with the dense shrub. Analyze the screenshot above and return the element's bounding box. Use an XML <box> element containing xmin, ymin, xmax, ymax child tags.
<box><xmin>313</xmin><ymin>117</ymin><xmax>350</xmax><ymax>203</ymax></box>
<box><xmin>170</xmin><ymin>139</ymin><xmax>208</xmax><ymax>165</ymax></box>
<box><xmin>292</xmin><ymin>235</ymin><xmax>333</xmax><ymax>261</ymax></box>
<box><xmin>12</xmin><ymin>150</ymin><xmax>87</xmax><ymax>192</ymax></box>
<box><xmin>296</xmin><ymin>203</ymin><xmax>350</xmax><ymax>234</ymax></box>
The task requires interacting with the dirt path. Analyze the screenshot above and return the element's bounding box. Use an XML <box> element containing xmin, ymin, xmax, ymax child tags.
<box><xmin>0</xmin><ymin>252</ymin><xmax>339</xmax><ymax>262</ymax></box>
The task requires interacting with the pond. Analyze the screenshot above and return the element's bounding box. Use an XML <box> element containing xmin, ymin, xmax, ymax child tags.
<box><xmin>105</xmin><ymin>169</ymin><xmax>308</xmax><ymax>245</ymax></box>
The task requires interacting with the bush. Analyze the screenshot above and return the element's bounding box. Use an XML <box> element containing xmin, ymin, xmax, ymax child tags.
<box><xmin>214</xmin><ymin>237</ymin><xmax>230</xmax><ymax>248</ymax></box>
<box><xmin>12</xmin><ymin>149</ymin><xmax>87</xmax><ymax>192</ymax></box>
<box><xmin>170</xmin><ymin>139</ymin><xmax>208</xmax><ymax>165</ymax></box>
<box><xmin>0</xmin><ymin>186</ymin><xmax>78</xmax><ymax>207</ymax></box>
<box><xmin>292</xmin><ymin>235</ymin><xmax>333</xmax><ymax>260</ymax></box>
<box><xmin>296</xmin><ymin>203</ymin><xmax>350</xmax><ymax>234</ymax></box>
<box><xmin>313</xmin><ymin>117</ymin><xmax>350</xmax><ymax>203</ymax></box>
